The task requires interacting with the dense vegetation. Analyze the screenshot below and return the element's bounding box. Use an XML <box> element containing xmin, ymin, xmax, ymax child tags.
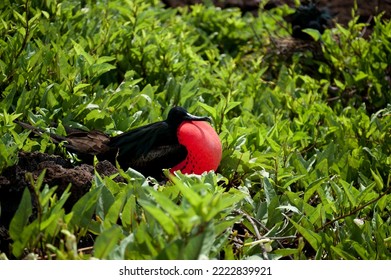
<box><xmin>1</xmin><ymin>0</ymin><xmax>391</xmax><ymax>260</ymax></box>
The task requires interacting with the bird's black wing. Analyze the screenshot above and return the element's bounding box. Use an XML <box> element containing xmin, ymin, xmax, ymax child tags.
<box><xmin>122</xmin><ymin>143</ymin><xmax>187</xmax><ymax>178</ymax></box>
<box><xmin>109</xmin><ymin>121</ymin><xmax>177</xmax><ymax>156</ymax></box>
<box><xmin>109</xmin><ymin>121</ymin><xmax>187</xmax><ymax>177</ymax></box>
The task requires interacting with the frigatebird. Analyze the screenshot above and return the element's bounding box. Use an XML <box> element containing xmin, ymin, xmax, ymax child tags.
<box><xmin>15</xmin><ymin>106</ymin><xmax>222</xmax><ymax>179</ymax></box>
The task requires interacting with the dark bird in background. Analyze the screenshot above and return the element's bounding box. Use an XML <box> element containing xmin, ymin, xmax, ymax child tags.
<box><xmin>15</xmin><ymin>106</ymin><xmax>223</xmax><ymax>179</ymax></box>
<box><xmin>285</xmin><ymin>2</ymin><xmax>333</xmax><ymax>40</ymax></box>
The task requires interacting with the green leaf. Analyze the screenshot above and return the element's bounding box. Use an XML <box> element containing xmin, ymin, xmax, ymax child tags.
<box><xmin>9</xmin><ymin>188</ymin><xmax>32</xmax><ymax>241</ymax></box>
<box><xmin>302</xmin><ymin>28</ymin><xmax>322</xmax><ymax>41</ymax></box>
<box><xmin>146</xmin><ymin>188</ymin><xmax>182</xmax><ymax>222</ymax></box>
<box><xmin>171</xmin><ymin>176</ymin><xmax>202</xmax><ymax>210</ymax></box>
<box><xmin>354</xmin><ymin>71</ymin><xmax>368</xmax><ymax>82</ymax></box>
<box><xmin>282</xmin><ymin>174</ymin><xmax>306</xmax><ymax>189</ymax></box>
<box><xmin>339</xmin><ymin>180</ymin><xmax>357</xmax><ymax>207</ymax></box>
<box><xmin>96</xmin><ymin>56</ymin><xmax>116</xmax><ymax>64</ymax></box>
<box><xmin>69</xmin><ymin>187</ymin><xmax>101</xmax><ymax>229</ymax></box>
<box><xmin>103</xmin><ymin>191</ymin><xmax>126</xmax><ymax>229</ymax></box>
<box><xmin>138</xmin><ymin>199</ymin><xmax>177</xmax><ymax>236</ymax></box>
<box><xmin>121</xmin><ymin>195</ymin><xmax>137</xmax><ymax>229</ymax></box>
<box><xmin>370</xmin><ymin>168</ymin><xmax>384</xmax><ymax>191</ymax></box>
<box><xmin>290</xmin><ymin>219</ymin><xmax>322</xmax><ymax>251</ymax></box>
<box><xmin>304</xmin><ymin>176</ymin><xmax>328</xmax><ymax>202</ymax></box>
<box><xmin>73</xmin><ymin>83</ymin><xmax>91</xmax><ymax>93</ymax></box>
<box><xmin>94</xmin><ymin>225</ymin><xmax>123</xmax><ymax>259</ymax></box>
<box><xmin>263</xmin><ymin>177</ymin><xmax>277</xmax><ymax>204</ymax></box>
<box><xmin>8</xmin><ymin>187</ymin><xmax>35</xmax><ymax>258</ymax></box>
<box><xmin>331</xmin><ymin>246</ymin><xmax>357</xmax><ymax>260</ymax></box>
<box><xmin>273</xmin><ymin>248</ymin><xmax>299</xmax><ymax>258</ymax></box>
<box><xmin>90</xmin><ymin>63</ymin><xmax>116</xmax><ymax>79</ymax></box>
<box><xmin>72</xmin><ymin>40</ymin><xmax>94</xmax><ymax>65</ymax></box>
<box><xmin>198</xmin><ymin>102</ymin><xmax>217</xmax><ymax>120</ymax></box>
<box><xmin>224</xmin><ymin>101</ymin><xmax>241</xmax><ymax>114</ymax></box>
<box><xmin>95</xmin><ymin>186</ymin><xmax>115</xmax><ymax>223</ymax></box>
<box><xmin>108</xmin><ymin>234</ymin><xmax>134</xmax><ymax>260</ymax></box>
<box><xmin>184</xmin><ymin>223</ymin><xmax>215</xmax><ymax>259</ymax></box>
<box><xmin>266</xmin><ymin>196</ymin><xmax>283</xmax><ymax>227</ymax></box>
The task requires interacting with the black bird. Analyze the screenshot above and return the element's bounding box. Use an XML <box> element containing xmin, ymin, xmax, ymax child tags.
<box><xmin>15</xmin><ymin>106</ymin><xmax>222</xmax><ymax>179</ymax></box>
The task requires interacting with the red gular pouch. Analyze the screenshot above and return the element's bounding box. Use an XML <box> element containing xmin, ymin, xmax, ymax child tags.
<box><xmin>170</xmin><ymin>120</ymin><xmax>222</xmax><ymax>175</ymax></box>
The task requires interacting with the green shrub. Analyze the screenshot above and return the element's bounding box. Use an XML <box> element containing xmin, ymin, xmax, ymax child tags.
<box><xmin>1</xmin><ymin>0</ymin><xmax>391</xmax><ymax>260</ymax></box>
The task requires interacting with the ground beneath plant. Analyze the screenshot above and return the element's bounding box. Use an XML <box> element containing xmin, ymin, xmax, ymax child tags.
<box><xmin>0</xmin><ymin>152</ymin><xmax>124</xmax><ymax>254</ymax></box>
<box><xmin>162</xmin><ymin>0</ymin><xmax>391</xmax><ymax>25</ymax></box>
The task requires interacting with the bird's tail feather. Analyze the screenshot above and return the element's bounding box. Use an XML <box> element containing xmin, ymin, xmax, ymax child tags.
<box><xmin>14</xmin><ymin>120</ymin><xmax>68</xmax><ymax>144</ymax></box>
<box><xmin>14</xmin><ymin>120</ymin><xmax>112</xmax><ymax>160</ymax></box>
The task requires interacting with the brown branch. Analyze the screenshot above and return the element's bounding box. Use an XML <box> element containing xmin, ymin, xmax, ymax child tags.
<box><xmin>240</xmin><ymin>210</ymin><xmax>269</xmax><ymax>260</ymax></box>
<box><xmin>233</xmin><ymin>210</ymin><xmax>294</xmax><ymax>260</ymax></box>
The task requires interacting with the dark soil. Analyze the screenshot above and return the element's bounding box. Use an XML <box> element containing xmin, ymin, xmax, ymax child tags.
<box><xmin>162</xmin><ymin>0</ymin><xmax>391</xmax><ymax>25</ymax></box>
<box><xmin>0</xmin><ymin>151</ymin><xmax>124</xmax><ymax>255</ymax></box>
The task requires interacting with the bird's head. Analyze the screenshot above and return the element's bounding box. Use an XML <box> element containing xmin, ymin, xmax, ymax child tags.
<box><xmin>166</xmin><ymin>106</ymin><xmax>211</xmax><ymax>128</ymax></box>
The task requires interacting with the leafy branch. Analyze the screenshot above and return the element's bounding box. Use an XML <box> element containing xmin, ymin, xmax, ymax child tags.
<box><xmin>316</xmin><ymin>185</ymin><xmax>391</xmax><ymax>232</ymax></box>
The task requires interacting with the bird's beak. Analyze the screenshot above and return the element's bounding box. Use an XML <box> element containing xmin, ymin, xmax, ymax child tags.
<box><xmin>184</xmin><ymin>112</ymin><xmax>212</xmax><ymax>123</ymax></box>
